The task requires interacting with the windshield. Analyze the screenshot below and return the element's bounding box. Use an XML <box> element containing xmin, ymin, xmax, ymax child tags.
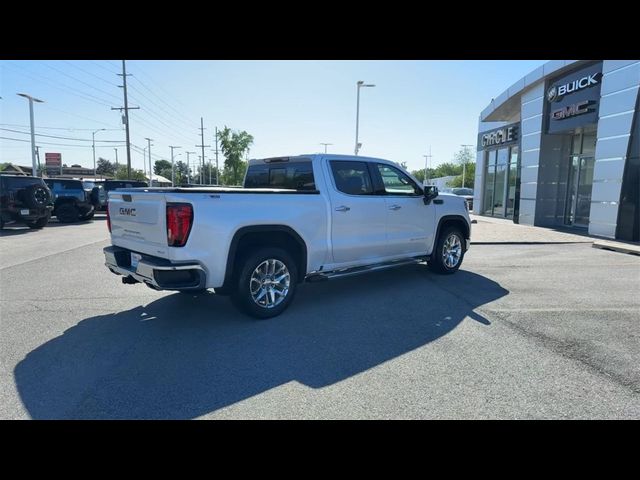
<box><xmin>82</xmin><ymin>181</ymin><xmax>95</xmax><ymax>190</ymax></box>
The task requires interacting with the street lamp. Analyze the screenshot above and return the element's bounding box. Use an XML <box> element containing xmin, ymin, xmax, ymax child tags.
<box><xmin>169</xmin><ymin>146</ymin><xmax>181</xmax><ymax>186</ymax></box>
<box><xmin>355</xmin><ymin>81</ymin><xmax>375</xmax><ymax>155</ymax></box>
<box><xmin>17</xmin><ymin>93</ymin><xmax>44</xmax><ymax>177</ymax></box>
<box><xmin>460</xmin><ymin>144</ymin><xmax>474</xmax><ymax>188</ymax></box>
<box><xmin>320</xmin><ymin>143</ymin><xmax>333</xmax><ymax>154</ymax></box>
<box><xmin>92</xmin><ymin>129</ymin><xmax>107</xmax><ymax>178</ymax></box>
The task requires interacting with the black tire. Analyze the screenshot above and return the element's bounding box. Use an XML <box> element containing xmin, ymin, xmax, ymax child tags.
<box><xmin>23</xmin><ymin>184</ymin><xmax>52</xmax><ymax>209</ymax></box>
<box><xmin>429</xmin><ymin>226</ymin><xmax>466</xmax><ymax>274</ymax></box>
<box><xmin>80</xmin><ymin>210</ymin><xmax>95</xmax><ymax>221</ymax></box>
<box><xmin>231</xmin><ymin>247</ymin><xmax>298</xmax><ymax>319</ymax></box>
<box><xmin>56</xmin><ymin>203</ymin><xmax>80</xmax><ymax>223</ymax></box>
<box><xmin>27</xmin><ymin>212</ymin><xmax>51</xmax><ymax>229</ymax></box>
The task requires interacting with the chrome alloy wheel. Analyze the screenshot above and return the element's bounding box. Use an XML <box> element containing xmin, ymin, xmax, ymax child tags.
<box><xmin>249</xmin><ymin>259</ymin><xmax>290</xmax><ymax>309</ymax></box>
<box><xmin>442</xmin><ymin>233</ymin><xmax>462</xmax><ymax>269</ymax></box>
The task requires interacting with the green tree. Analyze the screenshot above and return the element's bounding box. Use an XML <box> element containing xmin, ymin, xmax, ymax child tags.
<box><xmin>218</xmin><ymin>126</ymin><xmax>254</xmax><ymax>186</ymax></box>
<box><xmin>96</xmin><ymin>157</ymin><xmax>116</xmax><ymax>176</ymax></box>
<box><xmin>447</xmin><ymin>146</ymin><xmax>476</xmax><ymax>188</ymax></box>
<box><xmin>432</xmin><ymin>162</ymin><xmax>461</xmax><ymax>178</ymax></box>
<box><xmin>174</xmin><ymin>160</ymin><xmax>191</xmax><ymax>185</ymax></box>
<box><xmin>195</xmin><ymin>164</ymin><xmax>220</xmax><ymax>185</ymax></box>
<box><xmin>447</xmin><ymin>162</ymin><xmax>475</xmax><ymax>188</ymax></box>
<box><xmin>154</xmin><ymin>159</ymin><xmax>172</xmax><ymax>175</ymax></box>
<box><xmin>114</xmin><ymin>165</ymin><xmax>147</xmax><ymax>181</ymax></box>
<box><xmin>0</xmin><ymin>162</ymin><xmax>11</xmax><ymax>172</ymax></box>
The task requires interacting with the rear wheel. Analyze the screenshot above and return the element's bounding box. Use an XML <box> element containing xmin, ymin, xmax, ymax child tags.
<box><xmin>429</xmin><ymin>226</ymin><xmax>465</xmax><ymax>274</ymax></box>
<box><xmin>56</xmin><ymin>204</ymin><xmax>80</xmax><ymax>223</ymax></box>
<box><xmin>231</xmin><ymin>247</ymin><xmax>298</xmax><ymax>319</ymax></box>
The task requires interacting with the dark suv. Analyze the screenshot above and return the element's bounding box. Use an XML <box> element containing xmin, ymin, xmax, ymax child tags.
<box><xmin>44</xmin><ymin>178</ymin><xmax>98</xmax><ymax>223</ymax></box>
<box><xmin>0</xmin><ymin>174</ymin><xmax>53</xmax><ymax>229</ymax></box>
<box><xmin>94</xmin><ymin>180</ymin><xmax>148</xmax><ymax>210</ymax></box>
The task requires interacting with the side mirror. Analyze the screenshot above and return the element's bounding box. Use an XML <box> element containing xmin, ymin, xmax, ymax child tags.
<box><xmin>423</xmin><ymin>185</ymin><xmax>438</xmax><ymax>205</ymax></box>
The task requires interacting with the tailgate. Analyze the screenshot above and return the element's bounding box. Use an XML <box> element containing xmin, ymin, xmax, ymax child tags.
<box><xmin>108</xmin><ymin>191</ymin><xmax>170</xmax><ymax>257</ymax></box>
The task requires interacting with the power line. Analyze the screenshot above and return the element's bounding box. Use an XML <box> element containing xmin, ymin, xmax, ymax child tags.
<box><xmin>5</xmin><ymin>61</ymin><xmax>115</xmax><ymax>108</ymax></box>
<box><xmin>42</xmin><ymin>61</ymin><xmax>122</xmax><ymax>102</ymax></box>
<box><xmin>89</xmin><ymin>60</ymin><xmax>120</xmax><ymax>76</ymax></box>
<box><xmin>127</xmin><ymin>83</ymin><xmax>195</xmax><ymax>133</ymax></box>
<box><xmin>0</xmin><ymin>123</ymin><xmax>121</xmax><ymax>132</ymax></box>
<box><xmin>0</xmin><ymin>136</ymin><xmax>126</xmax><ymax>148</ymax></box>
<box><xmin>62</xmin><ymin>60</ymin><xmax>120</xmax><ymax>88</ymax></box>
<box><xmin>0</xmin><ymin>127</ymin><xmax>124</xmax><ymax>143</ymax></box>
<box><xmin>127</xmin><ymin>66</ymin><xmax>195</xmax><ymax>126</ymax></box>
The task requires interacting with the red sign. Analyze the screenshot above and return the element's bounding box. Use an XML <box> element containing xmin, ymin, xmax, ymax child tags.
<box><xmin>45</xmin><ymin>152</ymin><xmax>62</xmax><ymax>166</ymax></box>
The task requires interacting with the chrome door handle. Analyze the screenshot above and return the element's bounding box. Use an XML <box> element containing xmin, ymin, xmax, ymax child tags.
<box><xmin>389</xmin><ymin>205</ymin><xmax>402</xmax><ymax>210</ymax></box>
<box><xmin>335</xmin><ymin>205</ymin><xmax>350</xmax><ymax>212</ymax></box>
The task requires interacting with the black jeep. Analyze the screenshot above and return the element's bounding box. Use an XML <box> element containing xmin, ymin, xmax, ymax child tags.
<box><xmin>0</xmin><ymin>174</ymin><xmax>53</xmax><ymax>229</ymax></box>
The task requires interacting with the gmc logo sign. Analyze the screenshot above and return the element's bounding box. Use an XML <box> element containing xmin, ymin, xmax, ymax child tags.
<box><xmin>550</xmin><ymin>100</ymin><xmax>595</xmax><ymax>120</ymax></box>
<box><xmin>119</xmin><ymin>207</ymin><xmax>137</xmax><ymax>216</ymax></box>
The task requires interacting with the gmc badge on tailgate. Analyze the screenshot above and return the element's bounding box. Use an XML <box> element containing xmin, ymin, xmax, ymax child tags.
<box><xmin>119</xmin><ymin>207</ymin><xmax>137</xmax><ymax>216</ymax></box>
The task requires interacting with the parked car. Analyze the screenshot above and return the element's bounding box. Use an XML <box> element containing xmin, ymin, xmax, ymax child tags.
<box><xmin>104</xmin><ymin>154</ymin><xmax>471</xmax><ymax>319</ymax></box>
<box><xmin>44</xmin><ymin>178</ymin><xmax>97</xmax><ymax>223</ymax></box>
<box><xmin>450</xmin><ymin>188</ymin><xmax>474</xmax><ymax>211</ymax></box>
<box><xmin>0</xmin><ymin>174</ymin><xmax>53</xmax><ymax>229</ymax></box>
<box><xmin>94</xmin><ymin>180</ymin><xmax>148</xmax><ymax>210</ymax></box>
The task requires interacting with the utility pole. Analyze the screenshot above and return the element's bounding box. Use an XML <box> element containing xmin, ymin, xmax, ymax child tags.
<box><xmin>214</xmin><ymin>127</ymin><xmax>219</xmax><ymax>185</ymax></box>
<box><xmin>196</xmin><ymin>117</ymin><xmax>210</xmax><ymax>184</ymax></box>
<box><xmin>169</xmin><ymin>146</ymin><xmax>181</xmax><ymax>187</ymax></box>
<box><xmin>198</xmin><ymin>156</ymin><xmax>202</xmax><ymax>183</ymax></box>
<box><xmin>145</xmin><ymin>138</ymin><xmax>153</xmax><ymax>185</ymax></box>
<box><xmin>460</xmin><ymin>144</ymin><xmax>474</xmax><ymax>189</ymax></box>
<box><xmin>185</xmin><ymin>151</ymin><xmax>196</xmax><ymax>184</ymax></box>
<box><xmin>17</xmin><ymin>93</ymin><xmax>44</xmax><ymax>177</ymax></box>
<box><xmin>423</xmin><ymin>146</ymin><xmax>432</xmax><ymax>186</ymax></box>
<box><xmin>114</xmin><ymin>148</ymin><xmax>119</xmax><ymax>169</ymax></box>
<box><xmin>111</xmin><ymin>60</ymin><xmax>139</xmax><ymax>179</ymax></box>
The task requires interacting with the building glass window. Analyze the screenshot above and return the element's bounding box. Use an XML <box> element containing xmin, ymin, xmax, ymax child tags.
<box><xmin>483</xmin><ymin>146</ymin><xmax>519</xmax><ymax>218</ymax></box>
<box><xmin>483</xmin><ymin>150</ymin><xmax>497</xmax><ymax>214</ymax></box>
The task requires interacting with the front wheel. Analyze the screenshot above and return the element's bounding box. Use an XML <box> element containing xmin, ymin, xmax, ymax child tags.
<box><xmin>27</xmin><ymin>213</ymin><xmax>50</xmax><ymax>229</ymax></box>
<box><xmin>231</xmin><ymin>247</ymin><xmax>298</xmax><ymax>319</ymax></box>
<box><xmin>429</xmin><ymin>226</ymin><xmax>466</xmax><ymax>274</ymax></box>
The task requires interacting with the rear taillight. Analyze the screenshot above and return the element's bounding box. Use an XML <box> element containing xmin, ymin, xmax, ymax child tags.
<box><xmin>166</xmin><ymin>203</ymin><xmax>193</xmax><ymax>247</ymax></box>
<box><xmin>106</xmin><ymin>202</ymin><xmax>111</xmax><ymax>232</ymax></box>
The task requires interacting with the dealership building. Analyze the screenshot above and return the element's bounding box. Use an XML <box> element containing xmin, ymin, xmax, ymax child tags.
<box><xmin>473</xmin><ymin>60</ymin><xmax>639</xmax><ymax>242</ymax></box>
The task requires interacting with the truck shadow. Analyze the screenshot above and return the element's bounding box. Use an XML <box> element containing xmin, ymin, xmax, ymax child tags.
<box><xmin>14</xmin><ymin>265</ymin><xmax>508</xmax><ymax>419</ymax></box>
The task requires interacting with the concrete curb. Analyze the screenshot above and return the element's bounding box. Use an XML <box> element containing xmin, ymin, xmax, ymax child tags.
<box><xmin>592</xmin><ymin>240</ymin><xmax>640</xmax><ymax>256</ymax></box>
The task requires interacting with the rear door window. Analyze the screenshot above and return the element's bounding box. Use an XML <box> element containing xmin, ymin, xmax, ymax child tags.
<box><xmin>330</xmin><ymin>161</ymin><xmax>374</xmax><ymax>195</ymax></box>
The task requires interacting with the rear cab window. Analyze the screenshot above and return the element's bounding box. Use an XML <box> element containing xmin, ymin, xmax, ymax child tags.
<box><xmin>244</xmin><ymin>161</ymin><xmax>315</xmax><ymax>190</ymax></box>
<box><xmin>44</xmin><ymin>180</ymin><xmax>83</xmax><ymax>190</ymax></box>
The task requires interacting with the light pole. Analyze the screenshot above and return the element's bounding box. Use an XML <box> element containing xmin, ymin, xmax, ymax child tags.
<box><xmin>460</xmin><ymin>144</ymin><xmax>474</xmax><ymax>188</ymax></box>
<box><xmin>423</xmin><ymin>147</ymin><xmax>432</xmax><ymax>186</ymax></box>
<box><xmin>145</xmin><ymin>138</ymin><xmax>153</xmax><ymax>185</ymax></box>
<box><xmin>320</xmin><ymin>143</ymin><xmax>333</xmax><ymax>153</ymax></box>
<box><xmin>185</xmin><ymin>151</ymin><xmax>196</xmax><ymax>184</ymax></box>
<box><xmin>91</xmin><ymin>128</ymin><xmax>107</xmax><ymax>178</ymax></box>
<box><xmin>17</xmin><ymin>93</ymin><xmax>44</xmax><ymax>177</ymax></box>
<box><xmin>169</xmin><ymin>146</ymin><xmax>181</xmax><ymax>186</ymax></box>
<box><xmin>355</xmin><ymin>80</ymin><xmax>375</xmax><ymax>155</ymax></box>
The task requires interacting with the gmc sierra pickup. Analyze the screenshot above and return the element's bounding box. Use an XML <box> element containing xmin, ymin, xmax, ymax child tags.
<box><xmin>104</xmin><ymin>154</ymin><xmax>471</xmax><ymax>318</ymax></box>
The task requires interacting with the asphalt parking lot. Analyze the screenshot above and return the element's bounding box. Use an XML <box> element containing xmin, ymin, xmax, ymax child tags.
<box><xmin>1</xmin><ymin>215</ymin><xmax>639</xmax><ymax>419</ymax></box>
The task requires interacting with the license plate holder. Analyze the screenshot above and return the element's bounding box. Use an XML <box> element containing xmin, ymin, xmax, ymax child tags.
<box><xmin>130</xmin><ymin>252</ymin><xmax>142</xmax><ymax>270</ymax></box>
<box><xmin>20</xmin><ymin>209</ymin><xmax>30</xmax><ymax>215</ymax></box>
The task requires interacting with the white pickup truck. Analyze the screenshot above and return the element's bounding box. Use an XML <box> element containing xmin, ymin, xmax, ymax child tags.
<box><xmin>104</xmin><ymin>154</ymin><xmax>471</xmax><ymax>318</ymax></box>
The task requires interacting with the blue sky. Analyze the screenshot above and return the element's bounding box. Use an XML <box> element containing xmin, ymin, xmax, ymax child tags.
<box><xmin>1</xmin><ymin>60</ymin><xmax>546</xmax><ymax>173</ymax></box>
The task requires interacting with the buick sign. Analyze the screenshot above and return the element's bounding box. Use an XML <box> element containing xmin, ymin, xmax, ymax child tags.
<box><xmin>547</xmin><ymin>73</ymin><xmax>601</xmax><ymax>102</ymax></box>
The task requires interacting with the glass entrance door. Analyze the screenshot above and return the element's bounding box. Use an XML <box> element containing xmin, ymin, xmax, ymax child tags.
<box><xmin>565</xmin><ymin>155</ymin><xmax>595</xmax><ymax>227</ymax></box>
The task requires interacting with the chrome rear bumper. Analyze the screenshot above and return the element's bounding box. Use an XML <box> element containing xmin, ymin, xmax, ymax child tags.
<box><xmin>104</xmin><ymin>245</ymin><xmax>206</xmax><ymax>290</ymax></box>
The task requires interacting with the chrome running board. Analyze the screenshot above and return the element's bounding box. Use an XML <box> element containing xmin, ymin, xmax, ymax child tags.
<box><xmin>306</xmin><ymin>256</ymin><xmax>428</xmax><ymax>282</ymax></box>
